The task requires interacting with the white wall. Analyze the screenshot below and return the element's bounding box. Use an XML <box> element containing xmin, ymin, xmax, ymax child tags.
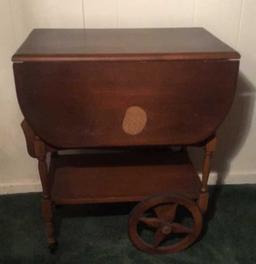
<box><xmin>0</xmin><ymin>0</ymin><xmax>256</xmax><ymax>194</ymax></box>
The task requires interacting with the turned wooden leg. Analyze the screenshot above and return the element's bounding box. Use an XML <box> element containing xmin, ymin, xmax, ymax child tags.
<box><xmin>22</xmin><ymin>120</ymin><xmax>57</xmax><ymax>251</ymax></box>
<box><xmin>198</xmin><ymin>137</ymin><xmax>217</xmax><ymax>213</ymax></box>
<box><xmin>42</xmin><ymin>198</ymin><xmax>56</xmax><ymax>248</ymax></box>
<box><xmin>198</xmin><ymin>192</ymin><xmax>209</xmax><ymax>213</ymax></box>
<box><xmin>36</xmin><ymin>140</ymin><xmax>57</xmax><ymax>250</ymax></box>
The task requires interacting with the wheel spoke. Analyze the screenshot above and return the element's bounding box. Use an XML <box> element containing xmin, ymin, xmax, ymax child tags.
<box><xmin>171</xmin><ymin>223</ymin><xmax>193</xmax><ymax>234</ymax></box>
<box><xmin>139</xmin><ymin>217</ymin><xmax>162</xmax><ymax>228</ymax></box>
<box><xmin>154</xmin><ymin>228</ymin><xmax>167</xmax><ymax>247</ymax></box>
<box><xmin>154</xmin><ymin>203</ymin><xmax>177</xmax><ymax>222</ymax></box>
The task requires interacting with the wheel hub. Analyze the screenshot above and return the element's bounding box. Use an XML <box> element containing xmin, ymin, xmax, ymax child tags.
<box><xmin>161</xmin><ymin>224</ymin><xmax>172</xmax><ymax>235</ymax></box>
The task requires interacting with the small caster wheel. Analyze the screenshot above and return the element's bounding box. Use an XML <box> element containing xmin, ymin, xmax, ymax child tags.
<box><xmin>128</xmin><ymin>194</ymin><xmax>203</xmax><ymax>254</ymax></box>
<box><xmin>48</xmin><ymin>241</ymin><xmax>58</xmax><ymax>254</ymax></box>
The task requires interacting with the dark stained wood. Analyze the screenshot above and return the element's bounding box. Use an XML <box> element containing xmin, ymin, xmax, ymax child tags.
<box><xmin>198</xmin><ymin>192</ymin><xmax>209</xmax><ymax>214</ymax></box>
<box><xmin>14</xmin><ymin>60</ymin><xmax>239</xmax><ymax>148</ymax></box>
<box><xmin>41</xmin><ymin>198</ymin><xmax>56</xmax><ymax>248</ymax></box>
<box><xmin>21</xmin><ymin>120</ymin><xmax>37</xmax><ymax>158</ymax></box>
<box><xmin>33</xmin><ymin>136</ymin><xmax>56</xmax><ymax>248</ymax></box>
<box><xmin>128</xmin><ymin>194</ymin><xmax>203</xmax><ymax>254</ymax></box>
<box><xmin>13</xmin><ymin>28</ymin><xmax>240</xmax><ymax>253</ymax></box>
<box><xmin>50</xmin><ymin>149</ymin><xmax>201</xmax><ymax>204</ymax></box>
<box><xmin>12</xmin><ymin>28</ymin><xmax>240</xmax><ymax>62</ymax></box>
<box><xmin>201</xmin><ymin>137</ymin><xmax>217</xmax><ymax>192</ymax></box>
<box><xmin>198</xmin><ymin>136</ymin><xmax>217</xmax><ymax>213</ymax></box>
<box><xmin>21</xmin><ymin>121</ymin><xmax>57</xmax><ymax>248</ymax></box>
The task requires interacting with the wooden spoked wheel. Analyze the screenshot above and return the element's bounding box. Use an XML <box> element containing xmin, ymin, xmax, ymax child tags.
<box><xmin>128</xmin><ymin>194</ymin><xmax>203</xmax><ymax>254</ymax></box>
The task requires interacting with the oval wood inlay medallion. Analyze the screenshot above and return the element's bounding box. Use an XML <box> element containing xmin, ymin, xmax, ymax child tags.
<box><xmin>122</xmin><ymin>106</ymin><xmax>147</xmax><ymax>135</ymax></box>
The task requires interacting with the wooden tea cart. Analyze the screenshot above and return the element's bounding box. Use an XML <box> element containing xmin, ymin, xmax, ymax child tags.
<box><xmin>12</xmin><ymin>28</ymin><xmax>240</xmax><ymax>254</ymax></box>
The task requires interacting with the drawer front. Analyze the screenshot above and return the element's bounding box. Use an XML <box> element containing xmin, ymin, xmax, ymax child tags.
<box><xmin>14</xmin><ymin>60</ymin><xmax>239</xmax><ymax>148</ymax></box>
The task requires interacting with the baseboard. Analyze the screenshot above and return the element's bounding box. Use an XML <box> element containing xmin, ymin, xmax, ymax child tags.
<box><xmin>0</xmin><ymin>182</ymin><xmax>42</xmax><ymax>195</ymax></box>
<box><xmin>207</xmin><ymin>172</ymin><xmax>256</xmax><ymax>185</ymax></box>
<box><xmin>0</xmin><ymin>173</ymin><xmax>255</xmax><ymax>195</ymax></box>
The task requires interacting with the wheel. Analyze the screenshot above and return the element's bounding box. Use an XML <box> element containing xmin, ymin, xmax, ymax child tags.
<box><xmin>128</xmin><ymin>194</ymin><xmax>203</xmax><ymax>254</ymax></box>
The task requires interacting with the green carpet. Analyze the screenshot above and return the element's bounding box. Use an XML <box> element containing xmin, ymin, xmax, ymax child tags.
<box><xmin>0</xmin><ymin>185</ymin><xmax>256</xmax><ymax>264</ymax></box>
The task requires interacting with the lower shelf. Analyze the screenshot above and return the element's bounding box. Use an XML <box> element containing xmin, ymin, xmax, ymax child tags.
<box><xmin>50</xmin><ymin>148</ymin><xmax>201</xmax><ymax>204</ymax></box>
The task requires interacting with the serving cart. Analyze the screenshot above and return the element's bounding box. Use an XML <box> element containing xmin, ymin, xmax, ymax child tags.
<box><xmin>12</xmin><ymin>28</ymin><xmax>240</xmax><ymax>254</ymax></box>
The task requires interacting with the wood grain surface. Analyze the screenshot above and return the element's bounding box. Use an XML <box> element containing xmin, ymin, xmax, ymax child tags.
<box><xmin>12</xmin><ymin>28</ymin><xmax>240</xmax><ymax>62</ymax></box>
<box><xmin>14</xmin><ymin>60</ymin><xmax>239</xmax><ymax>148</ymax></box>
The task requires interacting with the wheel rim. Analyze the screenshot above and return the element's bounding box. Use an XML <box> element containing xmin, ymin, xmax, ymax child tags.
<box><xmin>128</xmin><ymin>194</ymin><xmax>203</xmax><ymax>254</ymax></box>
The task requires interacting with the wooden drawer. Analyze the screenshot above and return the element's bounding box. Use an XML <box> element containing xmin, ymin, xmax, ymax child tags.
<box><xmin>14</xmin><ymin>59</ymin><xmax>239</xmax><ymax>148</ymax></box>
